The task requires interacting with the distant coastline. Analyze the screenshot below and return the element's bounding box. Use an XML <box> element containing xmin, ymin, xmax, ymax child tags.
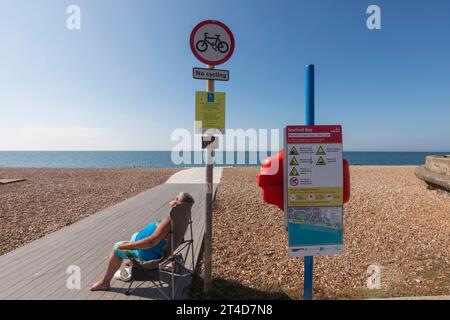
<box><xmin>0</xmin><ymin>151</ymin><xmax>448</xmax><ymax>168</ymax></box>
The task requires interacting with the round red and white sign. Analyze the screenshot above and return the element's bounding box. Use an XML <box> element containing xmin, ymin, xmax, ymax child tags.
<box><xmin>190</xmin><ymin>20</ymin><xmax>235</xmax><ymax>66</ymax></box>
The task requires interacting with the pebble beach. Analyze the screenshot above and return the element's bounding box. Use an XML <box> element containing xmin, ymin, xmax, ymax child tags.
<box><xmin>0</xmin><ymin>168</ymin><xmax>179</xmax><ymax>256</ymax></box>
<box><xmin>190</xmin><ymin>166</ymin><xmax>450</xmax><ymax>299</ymax></box>
<box><xmin>1</xmin><ymin>166</ymin><xmax>449</xmax><ymax>299</ymax></box>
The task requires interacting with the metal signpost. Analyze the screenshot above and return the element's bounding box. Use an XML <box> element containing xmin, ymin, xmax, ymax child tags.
<box><xmin>190</xmin><ymin>20</ymin><xmax>235</xmax><ymax>296</ymax></box>
<box><xmin>284</xmin><ymin>65</ymin><xmax>345</xmax><ymax>300</ymax></box>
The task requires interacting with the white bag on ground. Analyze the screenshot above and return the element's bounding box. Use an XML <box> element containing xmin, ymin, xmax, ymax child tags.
<box><xmin>114</xmin><ymin>266</ymin><xmax>132</xmax><ymax>282</ymax></box>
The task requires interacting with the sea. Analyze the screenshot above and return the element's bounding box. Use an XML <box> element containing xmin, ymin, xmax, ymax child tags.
<box><xmin>0</xmin><ymin>151</ymin><xmax>448</xmax><ymax>168</ymax></box>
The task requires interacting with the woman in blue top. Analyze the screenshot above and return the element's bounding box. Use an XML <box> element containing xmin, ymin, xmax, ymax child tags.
<box><xmin>90</xmin><ymin>192</ymin><xmax>194</xmax><ymax>291</ymax></box>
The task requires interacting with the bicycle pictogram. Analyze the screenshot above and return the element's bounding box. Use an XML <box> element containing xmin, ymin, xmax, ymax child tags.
<box><xmin>290</xmin><ymin>177</ymin><xmax>299</xmax><ymax>186</ymax></box>
<box><xmin>190</xmin><ymin>20</ymin><xmax>235</xmax><ymax>65</ymax></box>
<box><xmin>196</xmin><ymin>33</ymin><xmax>230</xmax><ymax>54</ymax></box>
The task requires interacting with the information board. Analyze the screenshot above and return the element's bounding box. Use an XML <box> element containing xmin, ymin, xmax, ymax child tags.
<box><xmin>195</xmin><ymin>91</ymin><xmax>225</xmax><ymax>134</ymax></box>
<box><xmin>285</xmin><ymin>125</ymin><xmax>344</xmax><ymax>257</ymax></box>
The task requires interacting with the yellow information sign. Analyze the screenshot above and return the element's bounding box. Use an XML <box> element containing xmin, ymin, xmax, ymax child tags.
<box><xmin>195</xmin><ymin>91</ymin><xmax>225</xmax><ymax>133</ymax></box>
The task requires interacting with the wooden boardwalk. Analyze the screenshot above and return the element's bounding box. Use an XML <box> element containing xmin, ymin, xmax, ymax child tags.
<box><xmin>0</xmin><ymin>168</ymin><xmax>222</xmax><ymax>300</ymax></box>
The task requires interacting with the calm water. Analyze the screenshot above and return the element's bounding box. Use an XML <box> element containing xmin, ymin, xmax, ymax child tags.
<box><xmin>0</xmin><ymin>151</ymin><xmax>448</xmax><ymax>168</ymax></box>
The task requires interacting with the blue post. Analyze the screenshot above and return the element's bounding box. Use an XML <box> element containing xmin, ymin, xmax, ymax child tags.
<box><xmin>306</xmin><ymin>65</ymin><xmax>315</xmax><ymax>126</ymax></box>
<box><xmin>304</xmin><ymin>64</ymin><xmax>315</xmax><ymax>300</ymax></box>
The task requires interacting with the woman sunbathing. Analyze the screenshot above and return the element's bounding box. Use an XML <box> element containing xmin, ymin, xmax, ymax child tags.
<box><xmin>90</xmin><ymin>192</ymin><xmax>194</xmax><ymax>291</ymax></box>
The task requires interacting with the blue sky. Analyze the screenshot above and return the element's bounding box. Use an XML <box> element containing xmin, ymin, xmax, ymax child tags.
<box><xmin>0</xmin><ymin>0</ymin><xmax>449</xmax><ymax>151</ymax></box>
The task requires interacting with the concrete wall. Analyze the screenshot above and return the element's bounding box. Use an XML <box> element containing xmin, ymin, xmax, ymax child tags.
<box><xmin>425</xmin><ymin>155</ymin><xmax>450</xmax><ymax>176</ymax></box>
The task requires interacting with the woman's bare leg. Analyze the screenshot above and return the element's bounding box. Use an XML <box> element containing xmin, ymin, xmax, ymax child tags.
<box><xmin>90</xmin><ymin>248</ymin><xmax>123</xmax><ymax>291</ymax></box>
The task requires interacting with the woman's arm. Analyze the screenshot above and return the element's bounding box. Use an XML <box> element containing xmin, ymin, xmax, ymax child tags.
<box><xmin>118</xmin><ymin>217</ymin><xmax>171</xmax><ymax>251</ymax></box>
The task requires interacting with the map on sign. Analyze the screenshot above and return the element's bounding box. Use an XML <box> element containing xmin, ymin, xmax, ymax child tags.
<box><xmin>285</xmin><ymin>125</ymin><xmax>344</xmax><ymax>257</ymax></box>
<box><xmin>190</xmin><ymin>20</ymin><xmax>235</xmax><ymax>66</ymax></box>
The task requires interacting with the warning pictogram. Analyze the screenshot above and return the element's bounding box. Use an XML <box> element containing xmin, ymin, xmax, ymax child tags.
<box><xmin>316</xmin><ymin>146</ymin><xmax>326</xmax><ymax>155</ymax></box>
<box><xmin>316</xmin><ymin>156</ymin><xmax>326</xmax><ymax>166</ymax></box>
<box><xmin>290</xmin><ymin>177</ymin><xmax>299</xmax><ymax>186</ymax></box>
<box><xmin>290</xmin><ymin>167</ymin><xmax>299</xmax><ymax>176</ymax></box>
<box><xmin>289</xmin><ymin>146</ymin><xmax>299</xmax><ymax>155</ymax></box>
<box><xmin>290</xmin><ymin>157</ymin><xmax>299</xmax><ymax>166</ymax></box>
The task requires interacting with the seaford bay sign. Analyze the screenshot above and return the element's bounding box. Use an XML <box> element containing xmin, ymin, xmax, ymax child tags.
<box><xmin>285</xmin><ymin>125</ymin><xmax>344</xmax><ymax>257</ymax></box>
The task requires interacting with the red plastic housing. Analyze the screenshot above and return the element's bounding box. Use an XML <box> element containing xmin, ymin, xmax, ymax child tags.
<box><xmin>257</xmin><ymin>150</ymin><xmax>350</xmax><ymax>211</ymax></box>
<box><xmin>257</xmin><ymin>150</ymin><xmax>285</xmax><ymax>211</ymax></box>
<box><xmin>343</xmin><ymin>158</ymin><xmax>350</xmax><ymax>204</ymax></box>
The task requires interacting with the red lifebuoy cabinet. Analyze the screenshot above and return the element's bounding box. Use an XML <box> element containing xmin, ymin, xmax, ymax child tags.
<box><xmin>257</xmin><ymin>150</ymin><xmax>285</xmax><ymax>211</ymax></box>
<box><xmin>257</xmin><ymin>150</ymin><xmax>350</xmax><ymax>210</ymax></box>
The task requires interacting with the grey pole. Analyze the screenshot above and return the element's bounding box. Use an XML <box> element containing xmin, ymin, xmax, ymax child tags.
<box><xmin>203</xmin><ymin>64</ymin><xmax>215</xmax><ymax>296</ymax></box>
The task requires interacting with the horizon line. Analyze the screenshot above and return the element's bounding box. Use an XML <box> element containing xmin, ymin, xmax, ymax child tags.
<box><xmin>0</xmin><ymin>150</ymin><xmax>448</xmax><ymax>153</ymax></box>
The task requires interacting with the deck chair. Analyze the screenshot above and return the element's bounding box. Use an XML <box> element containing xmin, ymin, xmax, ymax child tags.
<box><xmin>124</xmin><ymin>201</ymin><xmax>195</xmax><ymax>299</ymax></box>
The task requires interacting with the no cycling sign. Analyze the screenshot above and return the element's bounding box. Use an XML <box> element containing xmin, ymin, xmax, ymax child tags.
<box><xmin>190</xmin><ymin>20</ymin><xmax>235</xmax><ymax>66</ymax></box>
